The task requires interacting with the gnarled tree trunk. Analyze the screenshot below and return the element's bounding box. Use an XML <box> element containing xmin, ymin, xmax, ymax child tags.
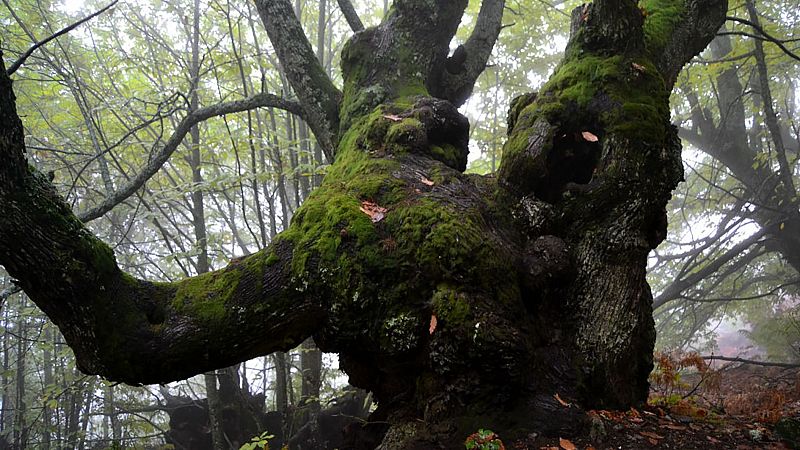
<box><xmin>0</xmin><ymin>0</ymin><xmax>726</xmax><ymax>448</ymax></box>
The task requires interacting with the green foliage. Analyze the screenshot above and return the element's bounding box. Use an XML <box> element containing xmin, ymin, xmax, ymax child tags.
<box><xmin>240</xmin><ymin>431</ymin><xmax>276</xmax><ymax>450</ymax></box>
<box><xmin>465</xmin><ymin>428</ymin><xmax>505</xmax><ymax>450</ymax></box>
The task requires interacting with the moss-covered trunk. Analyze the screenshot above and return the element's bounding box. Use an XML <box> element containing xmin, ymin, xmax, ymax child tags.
<box><xmin>0</xmin><ymin>0</ymin><xmax>727</xmax><ymax>448</ymax></box>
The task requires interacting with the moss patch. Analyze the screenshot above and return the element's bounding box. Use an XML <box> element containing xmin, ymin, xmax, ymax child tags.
<box><xmin>172</xmin><ymin>269</ymin><xmax>241</xmax><ymax>322</ymax></box>
<box><xmin>431</xmin><ymin>284</ymin><xmax>471</xmax><ymax>326</ymax></box>
<box><xmin>640</xmin><ymin>0</ymin><xmax>686</xmax><ymax>56</ymax></box>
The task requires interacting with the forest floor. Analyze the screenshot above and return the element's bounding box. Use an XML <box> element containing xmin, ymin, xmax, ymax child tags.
<box><xmin>512</xmin><ymin>361</ymin><xmax>800</xmax><ymax>449</ymax></box>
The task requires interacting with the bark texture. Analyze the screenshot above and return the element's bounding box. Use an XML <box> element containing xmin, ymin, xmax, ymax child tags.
<box><xmin>0</xmin><ymin>0</ymin><xmax>727</xmax><ymax>448</ymax></box>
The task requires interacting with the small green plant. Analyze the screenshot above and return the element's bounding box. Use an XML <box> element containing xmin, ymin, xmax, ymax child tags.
<box><xmin>239</xmin><ymin>431</ymin><xmax>275</xmax><ymax>450</ymax></box>
<box><xmin>465</xmin><ymin>428</ymin><xmax>505</xmax><ymax>450</ymax></box>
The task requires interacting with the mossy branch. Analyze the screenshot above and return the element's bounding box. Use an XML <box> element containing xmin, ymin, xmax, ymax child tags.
<box><xmin>254</xmin><ymin>0</ymin><xmax>342</xmax><ymax>159</ymax></box>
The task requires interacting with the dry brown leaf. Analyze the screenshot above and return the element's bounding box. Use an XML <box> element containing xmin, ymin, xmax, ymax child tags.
<box><xmin>429</xmin><ymin>315</ymin><xmax>437</xmax><ymax>334</ymax></box>
<box><xmin>639</xmin><ymin>431</ymin><xmax>664</xmax><ymax>440</ymax></box>
<box><xmin>647</xmin><ymin>438</ymin><xmax>659</xmax><ymax>446</ymax></box>
<box><xmin>383</xmin><ymin>114</ymin><xmax>403</xmax><ymax>122</ymax></box>
<box><xmin>663</xmin><ymin>424</ymin><xmax>687</xmax><ymax>431</ymax></box>
<box><xmin>632</xmin><ymin>62</ymin><xmax>647</xmax><ymax>72</ymax></box>
<box><xmin>559</xmin><ymin>438</ymin><xmax>576</xmax><ymax>450</ymax></box>
<box><xmin>420</xmin><ymin>176</ymin><xmax>435</xmax><ymax>186</ymax></box>
<box><xmin>360</xmin><ymin>201</ymin><xmax>388</xmax><ymax>223</ymax></box>
<box><xmin>581</xmin><ymin>131</ymin><xmax>599</xmax><ymax>142</ymax></box>
<box><xmin>554</xmin><ymin>393</ymin><xmax>571</xmax><ymax>407</ymax></box>
<box><xmin>706</xmin><ymin>436</ymin><xmax>721</xmax><ymax>444</ymax></box>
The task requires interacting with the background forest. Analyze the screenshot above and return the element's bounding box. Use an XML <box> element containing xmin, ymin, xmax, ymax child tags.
<box><xmin>0</xmin><ymin>0</ymin><xmax>798</xmax><ymax>448</ymax></box>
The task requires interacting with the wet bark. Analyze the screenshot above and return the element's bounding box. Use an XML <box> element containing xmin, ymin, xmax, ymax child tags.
<box><xmin>0</xmin><ymin>0</ymin><xmax>727</xmax><ymax>448</ymax></box>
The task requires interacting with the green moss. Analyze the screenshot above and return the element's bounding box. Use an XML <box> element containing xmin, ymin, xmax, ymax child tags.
<box><xmin>640</xmin><ymin>0</ymin><xmax>686</xmax><ymax>55</ymax></box>
<box><xmin>429</xmin><ymin>144</ymin><xmax>461</xmax><ymax>169</ymax></box>
<box><xmin>507</xmin><ymin>93</ymin><xmax>538</xmax><ymax>132</ymax></box>
<box><xmin>502</xmin><ymin>52</ymin><xmax>670</xmax><ymax>176</ymax></box>
<box><xmin>265</xmin><ymin>251</ymin><xmax>279</xmax><ymax>267</ymax></box>
<box><xmin>431</xmin><ymin>285</ymin><xmax>471</xmax><ymax>325</ymax></box>
<box><xmin>172</xmin><ymin>268</ymin><xmax>241</xmax><ymax>322</ymax></box>
<box><xmin>84</xmin><ymin>234</ymin><xmax>117</xmax><ymax>274</ymax></box>
<box><xmin>385</xmin><ymin>118</ymin><xmax>425</xmax><ymax>154</ymax></box>
<box><xmin>394</xmin><ymin>80</ymin><xmax>428</xmax><ymax>105</ymax></box>
<box><xmin>275</xmin><ymin>96</ymin><xmax>519</xmax><ymax>357</ymax></box>
<box><xmin>279</xmin><ymin>108</ymin><xmax>404</xmax><ymax>276</ymax></box>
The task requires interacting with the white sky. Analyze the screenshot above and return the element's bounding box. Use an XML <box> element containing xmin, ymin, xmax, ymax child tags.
<box><xmin>62</xmin><ymin>0</ymin><xmax>86</xmax><ymax>13</ymax></box>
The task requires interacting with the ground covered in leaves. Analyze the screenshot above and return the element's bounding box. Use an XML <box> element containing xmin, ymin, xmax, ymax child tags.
<box><xmin>498</xmin><ymin>355</ymin><xmax>800</xmax><ymax>449</ymax></box>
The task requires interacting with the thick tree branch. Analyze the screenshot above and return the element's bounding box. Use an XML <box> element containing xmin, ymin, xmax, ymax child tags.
<box><xmin>336</xmin><ymin>0</ymin><xmax>468</xmax><ymax>134</ymax></box>
<box><xmin>653</xmin><ymin>0</ymin><xmax>729</xmax><ymax>89</ymax></box>
<box><xmin>78</xmin><ymin>92</ymin><xmax>304</xmax><ymax>223</ymax></box>
<box><xmin>429</xmin><ymin>0</ymin><xmax>506</xmax><ymax>107</ymax></box>
<box><xmin>335</xmin><ymin>0</ymin><xmax>364</xmax><ymax>33</ymax></box>
<box><xmin>0</xmin><ymin>58</ymin><xmax>324</xmax><ymax>383</ymax></box>
<box><xmin>5</xmin><ymin>0</ymin><xmax>119</xmax><ymax>76</ymax></box>
<box><xmin>254</xmin><ymin>0</ymin><xmax>342</xmax><ymax>159</ymax></box>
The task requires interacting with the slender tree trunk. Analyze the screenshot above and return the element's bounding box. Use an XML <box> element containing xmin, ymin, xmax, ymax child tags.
<box><xmin>187</xmin><ymin>0</ymin><xmax>224</xmax><ymax>447</ymax></box>
<box><xmin>42</xmin><ymin>325</ymin><xmax>53</xmax><ymax>450</ymax></box>
<box><xmin>293</xmin><ymin>337</ymin><xmax>322</xmax><ymax>447</ymax></box>
<box><xmin>13</xmin><ymin>299</ymin><xmax>27</xmax><ymax>449</ymax></box>
<box><xmin>272</xmin><ymin>351</ymin><xmax>289</xmax><ymax>438</ymax></box>
<box><xmin>268</xmin><ymin>108</ymin><xmax>292</xmax><ymax>228</ymax></box>
<box><xmin>0</xmin><ymin>303</ymin><xmax>11</xmax><ymax>436</ymax></box>
<box><xmin>77</xmin><ymin>378</ymin><xmax>95</xmax><ymax>450</ymax></box>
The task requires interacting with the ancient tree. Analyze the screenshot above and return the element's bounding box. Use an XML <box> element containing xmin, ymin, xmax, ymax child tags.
<box><xmin>0</xmin><ymin>0</ymin><xmax>726</xmax><ymax>447</ymax></box>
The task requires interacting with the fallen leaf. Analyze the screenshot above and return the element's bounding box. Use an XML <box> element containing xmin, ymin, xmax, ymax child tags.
<box><xmin>706</xmin><ymin>436</ymin><xmax>721</xmax><ymax>444</ymax></box>
<box><xmin>383</xmin><ymin>114</ymin><xmax>403</xmax><ymax>122</ymax></box>
<box><xmin>429</xmin><ymin>315</ymin><xmax>437</xmax><ymax>334</ymax></box>
<box><xmin>554</xmin><ymin>393</ymin><xmax>571</xmax><ymax>407</ymax></box>
<box><xmin>648</xmin><ymin>438</ymin><xmax>659</xmax><ymax>446</ymax></box>
<box><xmin>628</xmin><ymin>408</ymin><xmax>644</xmax><ymax>423</ymax></box>
<box><xmin>360</xmin><ymin>200</ymin><xmax>388</xmax><ymax>223</ymax></box>
<box><xmin>581</xmin><ymin>131</ymin><xmax>599</xmax><ymax>142</ymax></box>
<box><xmin>559</xmin><ymin>438</ymin><xmax>576</xmax><ymax>450</ymax></box>
<box><xmin>420</xmin><ymin>176</ymin><xmax>435</xmax><ymax>186</ymax></box>
<box><xmin>632</xmin><ymin>62</ymin><xmax>647</xmax><ymax>72</ymax></box>
<box><xmin>640</xmin><ymin>431</ymin><xmax>664</xmax><ymax>440</ymax></box>
<box><xmin>663</xmin><ymin>424</ymin><xmax>687</xmax><ymax>431</ymax></box>
<box><xmin>586</xmin><ymin>447</ymin><xmax>597</xmax><ymax>450</ymax></box>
